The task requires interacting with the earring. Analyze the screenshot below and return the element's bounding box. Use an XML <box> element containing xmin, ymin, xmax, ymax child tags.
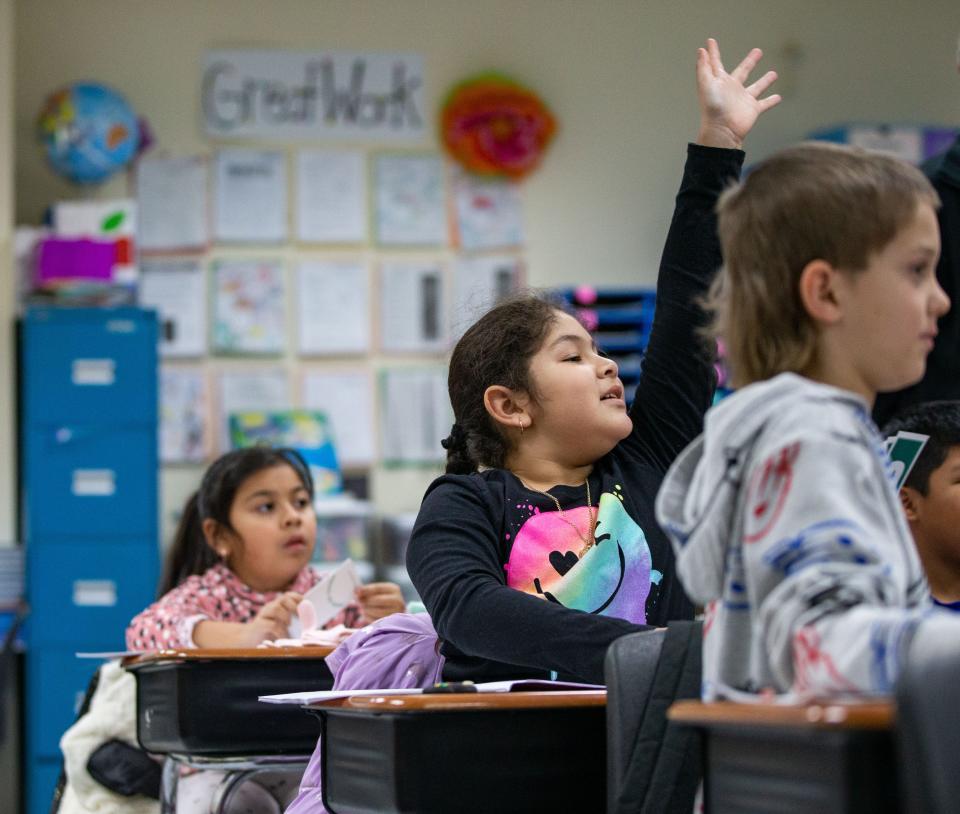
<box><xmin>518</xmin><ymin>419</ymin><xmax>525</xmax><ymax>435</ymax></box>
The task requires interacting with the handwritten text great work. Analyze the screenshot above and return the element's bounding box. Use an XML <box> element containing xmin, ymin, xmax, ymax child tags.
<box><xmin>202</xmin><ymin>50</ymin><xmax>426</xmax><ymax>141</ymax></box>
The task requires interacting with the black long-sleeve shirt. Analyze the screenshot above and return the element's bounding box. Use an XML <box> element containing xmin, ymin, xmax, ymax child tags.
<box><xmin>406</xmin><ymin>144</ymin><xmax>744</xmax><ymax>684</ymax></box>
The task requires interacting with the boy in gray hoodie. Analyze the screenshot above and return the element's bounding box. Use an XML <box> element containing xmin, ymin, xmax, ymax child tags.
<box><xmin>656</xmin><ymin>142</ymin><xmax>956</xmax><ymax>700</ymax></box>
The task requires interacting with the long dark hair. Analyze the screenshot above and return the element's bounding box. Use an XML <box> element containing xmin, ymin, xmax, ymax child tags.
<box><xmin>443</xmin><ymin>291</ymin><xmax>568</xmax><ymax>474</ymax></box>
<box><xmin>158</xmin><ymin>447</ymin><xmax>314</xmax><ymax>596</ymax></box>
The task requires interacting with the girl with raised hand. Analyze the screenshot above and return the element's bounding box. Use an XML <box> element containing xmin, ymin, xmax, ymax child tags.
<box><xmin>406</xmin><ymin>39</ymin><xmax>781</xmax><ymax>684</ymax></box>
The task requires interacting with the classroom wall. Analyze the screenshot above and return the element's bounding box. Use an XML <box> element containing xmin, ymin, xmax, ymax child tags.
<box><xmin>9</xmin><ymin>0</ymin><xmax>960</xmax><ymax>541</ymax></box>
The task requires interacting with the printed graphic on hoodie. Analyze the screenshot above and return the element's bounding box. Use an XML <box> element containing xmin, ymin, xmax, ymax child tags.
<box><xmin>504</xmin><ymin>489</ymin><xmax>656</xmax><ymax>624</ymax></box>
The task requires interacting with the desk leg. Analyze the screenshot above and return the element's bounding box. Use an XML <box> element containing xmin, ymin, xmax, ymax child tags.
<box><xmin>210</xmin><ymin>769</ymin><xmax>257</xmax><ymax>814</ymax></box>
<box><xmin>160</xmin><ymin>756</ymin><xmax>179</xmax><ymax>814</ymax></box>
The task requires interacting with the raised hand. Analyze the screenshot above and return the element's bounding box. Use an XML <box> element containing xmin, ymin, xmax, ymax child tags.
<box><xmin>696</xmin><ymin>38</ymin><xmax>781</xmax><ymax>150</ymax></box>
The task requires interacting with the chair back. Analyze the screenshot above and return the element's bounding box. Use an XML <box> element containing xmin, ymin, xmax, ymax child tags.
<box><xmin>604</xmin><ymin>621</ymin><xmax>702</xmax><ymax>814</ymax></box>
<box><xmin>895</xmin><ymin>638</ymin><xmax>960</xmax><ymax>814</ymax></box>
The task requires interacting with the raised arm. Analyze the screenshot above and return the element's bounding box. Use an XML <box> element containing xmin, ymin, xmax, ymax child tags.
<box><xmin>626</xmin><ymin>40</ymin><xmax>780</xmax><ymax>468</ymax></box>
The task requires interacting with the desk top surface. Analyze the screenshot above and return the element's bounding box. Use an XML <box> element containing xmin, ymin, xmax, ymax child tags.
<box><xmin>124</xmin><ymin>645</ymin><xmax>334</xmax><ymax>666</ymax></box>
<box><xmin>669</xmin><ymin>699</ymin><xmax>894</xmax><ymax>730</ymax></box>
<box><xmin>319</xmin><ymin>690</ymin><xmax>608</xmax><ymax>713</ymax></box>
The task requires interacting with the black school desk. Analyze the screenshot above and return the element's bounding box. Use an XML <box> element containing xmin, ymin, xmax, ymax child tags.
<box><xmin>668</xmin><ymin>698</ymin><xmax>898</xmax><ymax>814</ymax></box>
<box><xmin>309</xmin><ymin>689</ymin><xmax>608</xmax><ymax>814</ymax></box>
<box><xmin>125</xmin><ymin>646</ymin><xmax>334</xmax><ymax>813</ymax></box>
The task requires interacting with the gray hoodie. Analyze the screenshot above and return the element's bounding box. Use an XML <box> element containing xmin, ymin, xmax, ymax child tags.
<box><xmin>656</xmin><ymin>372</ymin><xmax>955</xmax><ymax>700</ymax></box>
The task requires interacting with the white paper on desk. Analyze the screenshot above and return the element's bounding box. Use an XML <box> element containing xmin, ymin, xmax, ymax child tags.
<box><xmin>379</xmin><ymin>262</ymin><xmax>446</xmax><ymax>352</ymax></box>
<box><xmin>301</xmin><ymin>370</ymin><xmax>375</xmax><ymax>466</ymax></box>
<box><xmin>296</xmin><ymin>150</ymin><xmax>367</xmax><ymax>243</ymax></box>
<box><xmin>259</xmin><ymin>679</ymin><xmax>605</xmax><ymax>705</ymax></box>
<box><xmin>288</xmin><ymin>559</ymin><xmax>361</xmax><ymax>639</ymax></box>
<box><xmin>297</xmin><ymin>261</ymin><xmax>370</xmax><ymax>355</ymax></box>
<box><xmin>214</xmin><ymin>149</ymin><xmax>288</xmax><ymax>243</ymax></box>
<box><xmin>76</xmin><ymin>650</ymin><xmax>140</xmax><ymax>659</ymax></box>
<box><xmin>140</xmin><ymin>259</ymin><xmax>207</xmax><ymax>357</ymax></box>
<box><xmin>136</xmin><ymin>155</ymin><xmax>210</xmax><ymax>251</ymax></box>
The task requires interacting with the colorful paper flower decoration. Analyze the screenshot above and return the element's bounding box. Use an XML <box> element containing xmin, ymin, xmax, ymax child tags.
<box><xmin>441</xmin><ymin>73</ymin><xmax>557</xmax><ymax>180</ymax></box>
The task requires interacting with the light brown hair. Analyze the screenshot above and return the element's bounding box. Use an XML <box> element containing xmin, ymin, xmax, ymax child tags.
<box><xmin>707</xmin><ymin>141</ymin><xmax>938</xmax><ymax>387</ymax></box>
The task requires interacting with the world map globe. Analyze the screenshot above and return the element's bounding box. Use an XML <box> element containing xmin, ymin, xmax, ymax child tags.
<box><xmin>37</xmin><ymin>82</ymin><xmax>139</xmax><ymax>184</ymax></box>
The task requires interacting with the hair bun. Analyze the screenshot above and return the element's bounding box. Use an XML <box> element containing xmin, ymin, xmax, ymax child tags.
<box><xmin>440</xmin><ymin>423</ymin><xmax>466</xmax><ymax>451</ymax></box>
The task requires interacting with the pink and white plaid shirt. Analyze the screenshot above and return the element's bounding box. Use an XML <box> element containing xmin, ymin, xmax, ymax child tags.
<box><xmin>125</xmin><ymin>563</ymin><xmax>363</xmax><ymax>651</ymax></box>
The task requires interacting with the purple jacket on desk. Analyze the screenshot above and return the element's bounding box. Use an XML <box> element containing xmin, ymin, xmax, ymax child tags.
<box><xmin>285</xmin><ymin>613</ymin><xmax>444</xmax><ymax>814</ymax></box>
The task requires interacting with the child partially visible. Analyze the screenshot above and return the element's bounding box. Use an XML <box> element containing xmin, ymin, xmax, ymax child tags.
<box><xmin>883</xmin><ymin>401</ymin><xmax>960</xmax><ymax>611</ymax></box>
<box><xmin>656</xmin><ymin>142</ymin><xmax>958</xmax><ymax>700</ymax></box>
<box><xmin>126</xmin><ymin>447</ymin><xmax>404</xmax><ymax>651</ymax></box>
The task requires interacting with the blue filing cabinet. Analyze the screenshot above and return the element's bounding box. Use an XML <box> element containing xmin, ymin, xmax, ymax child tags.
<box><xmin>19</xmin><ymin>307</ymin><xmax>160</xmax><ymax>814</ymax></box>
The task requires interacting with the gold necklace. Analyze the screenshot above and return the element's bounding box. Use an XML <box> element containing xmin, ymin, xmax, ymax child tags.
<box><xmin>518</xmin><ymin>476</ymin><xmax>596</xmax><ymax>558</ymax></box>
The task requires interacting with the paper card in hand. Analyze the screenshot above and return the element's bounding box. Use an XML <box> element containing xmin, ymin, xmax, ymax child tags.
<box><xmin>886</xmin><ymin>431</ymin><xmax>929</xmax><ymax>490</ymax></box>
<box><xmin>289</xmin><ymin>559</ymin><xmax>361</xmax><ymax>637</ymax></box>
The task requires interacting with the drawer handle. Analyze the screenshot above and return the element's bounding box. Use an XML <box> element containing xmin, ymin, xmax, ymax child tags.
<box><xmin>71</xmin><ymin>359</ymin><xmax>116</xmax><ymax>386</ymax></box>
<box><xmin>73</xmin><ymin>580</ymin><xmax>117</xmax><ymax>607</ymax></box>
<box><xmin>72</xmin><ymin>469</ymin><xmax>116</xmax><ymax>496</ymax></box>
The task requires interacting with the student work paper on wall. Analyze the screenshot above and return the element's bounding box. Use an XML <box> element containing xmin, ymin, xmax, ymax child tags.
<box><xmin>160</xmin><ymin>367</ymin><xmax>209</xmax><ymax>463</ymax></box>
<box><xmin>380</xmin><ymin>368</ymin><xmax>451</xmax><ymax>464</ymax></box>
<box><xmin>379</xmin><ymin>262</ymin><xmax>446</xmax><ymax>352</ymax></box>
<box><xmin>452</xmin><ymin>255</ymin><xmax>523</xmax><ymax>338</ymax></box>
<box><xmin>139</xmin><ymin>260</ymin><xmax>207</xmax><ymax>357</ymax></box>
<box><xmin>136</xmin><ymin>155</ymin><xmax>210</xmax><ymax>252</ymax></box>
<box><xmin>297</xmin><ymin>261</ymin><xmax>370</xmax><ymax>355</ymax></box>
<box><xmin>218</xmin><ymin>369</ymin><xmax>291</xmax><ymax>452</ymax></box>
<box><xmin>453</xmin><ymin>171</ymin><xmax>524</xmax><ymax>250</ymax></box>
<box><xmin>213</xmin><ymin>149</ymin><xmax>288</xmax><ymax>243</ymax></box>
<box><xmin>296</xmin><ymin>150</ymin><xmax>367</xmax><ymax>243</ymax></box>
<box><xmin>302</xmin><ymin>370</ymin><xmax>376</xmax><ymax>467</ymax></box>
<box><xmin>374</xmin><ymin>153</ymin><xmax>447</xmax><ymax>246</ymax></box>
<box><xmin>213</xmin><ymin>260</ymin><xmax>286</xmax><ymax>354</ymax></box>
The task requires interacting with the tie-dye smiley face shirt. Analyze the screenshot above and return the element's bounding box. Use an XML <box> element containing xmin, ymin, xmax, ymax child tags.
<box><xmin>407</xmin><ymin>145</ymin><xmax>744</xmax><ymax>685</ymax></box>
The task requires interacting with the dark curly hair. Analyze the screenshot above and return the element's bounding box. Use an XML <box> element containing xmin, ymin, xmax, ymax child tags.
<box><xmin>443</xmin><ymin>291</ymin><xmax>573</xmax><ymax>474</ymax></box>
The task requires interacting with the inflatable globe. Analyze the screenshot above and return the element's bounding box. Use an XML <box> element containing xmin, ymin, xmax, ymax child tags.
<box><xmin>37</xmin><ymin>82</ymin><xmax>139</xmax><ymax>184</ymax></box>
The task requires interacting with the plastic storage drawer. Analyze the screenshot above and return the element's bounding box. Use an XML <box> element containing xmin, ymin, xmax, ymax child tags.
<box><xmin>26</xmin><ymin>758</ymin><xmax>62</xmax><ymax>814</ymax></box>
<box><xmin>128</xmin><ymin>653</ymin><xmax>333</xmax><ymax>755</ymax></box>
<box><xmin>21</xmin><ymin>307</ymin><xmax>157</xmax><ymax>426</ymax></box>
<box><xmin>23</xmin><ymin>425</ymin><xmax>156</xmax><ymax>539</ymax></box>
<box><xmin>26</xmin><ymin>542</ymin><xmax>158</xmax><ymax>649</ymax></box>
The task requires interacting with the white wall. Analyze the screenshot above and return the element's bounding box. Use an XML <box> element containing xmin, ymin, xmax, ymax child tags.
<box><xmin>9</xmin><ymin>0</ymin><xmax>960</xmax><ymax>537</ymax></box>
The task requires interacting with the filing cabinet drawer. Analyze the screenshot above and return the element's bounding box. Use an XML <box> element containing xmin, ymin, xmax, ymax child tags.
<box><xmin>26</xmin><ymin>542</ymin><xmax>158</xmax><ymax>648</ymax></box>
<box><xmin>22</xmin><ymin>307</ymin><xmax>157</xmax><ymax>426</ymax></box>
<box><xmin>26</xmin><ymin>757</ymin><xmax>62</xmax><ymax>814</ymax></box>
<box><xmin>26</xmin><ymin>649</ymin><xmax>99</xmax><ymax>759</ymax></box>
<box><xmin>24</xmin><ymin>424</ymin><xmax>157</xmax><ymax>538</ymax></box>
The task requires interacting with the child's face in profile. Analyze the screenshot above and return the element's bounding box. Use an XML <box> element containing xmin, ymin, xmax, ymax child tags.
<box><xmin>829</xmin><ymin>200</ymin><xmax>948</xmax><ymax>400</ymax></box>
<box><xmin>222</xmin><ymin>464</ymin><xmax>317</xmax><ymax>592</ymax></box>
<box><xmin>908</xmin><ymin>446</ymin><xmax>960</xmax><ymax>569</ymax></box>
<box><xmin>524</xmin><ymin>310</ymin><xmax>633</xmax><ymax>460</ymax></box>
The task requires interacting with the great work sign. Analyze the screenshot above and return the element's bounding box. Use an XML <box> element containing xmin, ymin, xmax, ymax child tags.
<box><xmin>201</xmin><ymin>50</ymin><xmax>426</xmax><ymax>141</ymax></box>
